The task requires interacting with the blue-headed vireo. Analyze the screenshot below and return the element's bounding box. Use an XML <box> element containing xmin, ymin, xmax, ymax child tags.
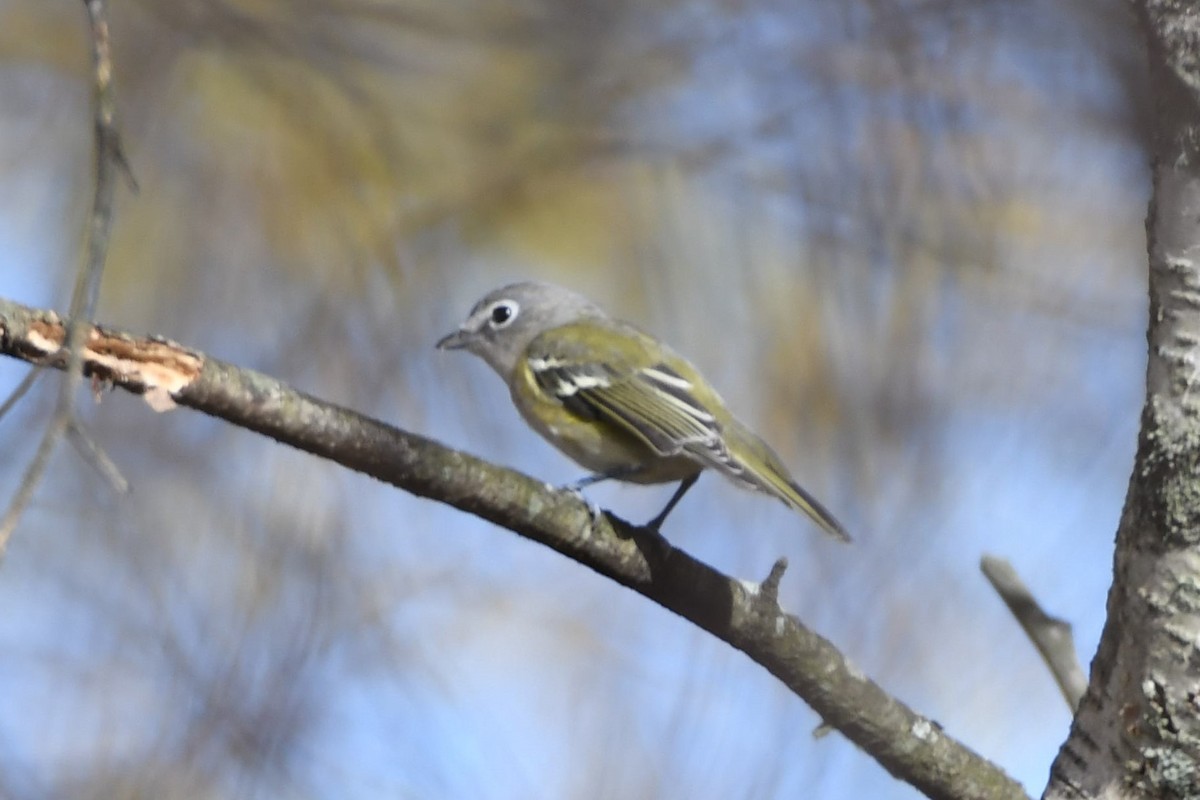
<box><xmin>436</xmin><ymin>281</ymin><xmax>849</xmax><ymax>541</ymax></box>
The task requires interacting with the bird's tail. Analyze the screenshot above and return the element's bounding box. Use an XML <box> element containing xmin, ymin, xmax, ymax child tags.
<box><xmin>721</xmin><ymin>420</ymin><xmax>851</xmax><ymax>542</ymax></box>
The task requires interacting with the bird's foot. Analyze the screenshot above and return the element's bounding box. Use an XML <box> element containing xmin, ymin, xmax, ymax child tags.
<box><xmin>559</xmin><ymin>483</ymin><xmax>604</xmax><ymax>526</ymax></box>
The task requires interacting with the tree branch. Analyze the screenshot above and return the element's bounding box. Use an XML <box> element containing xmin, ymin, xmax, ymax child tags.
<box><xmin>0</xmin><ymin>297</ymin><xmax>1028</xmax><ymax>800</ymax></box>
<box><xmin>980</xmin><ymin>555</ymin><xmax>1086</xmax><ymax>711</ymax></box>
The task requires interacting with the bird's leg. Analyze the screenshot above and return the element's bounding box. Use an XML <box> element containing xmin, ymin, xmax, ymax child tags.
<box><xmin>562</xmin><ymin>465</ymin><xmax>644</xmax><ymax>492</ymax></box>
<box><xmin>560</xmin><ymin>466</ymin><xmax>644</xmax><ymax>526</ymax></box>
<box><xmin>644</xmin><ymin>473</ymin><xmax>700</xmax><ymax>531</ymax></box>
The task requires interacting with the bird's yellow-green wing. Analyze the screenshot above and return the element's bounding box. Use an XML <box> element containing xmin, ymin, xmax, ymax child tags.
<box><xmin>523</xmin><ymin>321</ymin><xmax>729</xmax><ymax>464</ymax></box>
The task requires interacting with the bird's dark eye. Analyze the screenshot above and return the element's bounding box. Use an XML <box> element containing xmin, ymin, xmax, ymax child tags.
<box><xmin>490</xmin><ymin>301</ymin><xmax>517</xmax><ymax>327</ymax></box>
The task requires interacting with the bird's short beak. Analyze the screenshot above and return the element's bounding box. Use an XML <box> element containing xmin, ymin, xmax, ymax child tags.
<box><xmin>436</xmin><ymin>329</ymin><xmax>472</xmax><ymax>351</ymax></box>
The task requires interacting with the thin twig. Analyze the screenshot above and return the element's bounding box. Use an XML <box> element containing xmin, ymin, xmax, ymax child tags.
<box><xmin>0</xmin><ymin>368</ymin><xmax>42</xmax><ymax>419</ymax></box>
<box><xmin>0</xmin><ymin>0</ymin><xmax>126</xmax><ymax>552</ymax></box>
<box><xmin>981</xmin><ymin>554</ymin><xmax>1087</xmax><ymax>710</ymax></box>
<box><xmin>67</xmin><ymin>419</ymin><xmax>130</xmax><ymax>495</ymax></box>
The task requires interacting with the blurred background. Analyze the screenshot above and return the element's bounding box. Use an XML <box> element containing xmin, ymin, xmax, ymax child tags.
<box><xmin>0</xmin><ymin>1</ymin><xmax>1148</xmax><ymax>798</ymax></box>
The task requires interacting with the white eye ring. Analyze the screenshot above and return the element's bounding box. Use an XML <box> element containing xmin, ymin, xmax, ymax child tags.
<box><xmin>488</xmin><ymin>300</ymin><xmax>519</xmax><ymax>328</ymax></box>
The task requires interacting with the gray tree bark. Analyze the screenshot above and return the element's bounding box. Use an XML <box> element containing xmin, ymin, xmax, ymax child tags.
<box><xmin>1044</xmin><ymin>2</ymin><xmax>1200</xmax><ymax>798</ymax></box>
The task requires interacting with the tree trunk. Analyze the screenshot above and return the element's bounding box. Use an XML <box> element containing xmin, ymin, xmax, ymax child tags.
<box><xmin>1044</xmin><ymin>2</ymin><xmax>1200</xmax><ymax>798</ymax></box>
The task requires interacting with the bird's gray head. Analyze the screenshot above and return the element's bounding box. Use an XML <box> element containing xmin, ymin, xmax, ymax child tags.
<box><xmin>436</xmin><ymin>281</ymin><xmax>607</xmax><ymax>378</ymax></box>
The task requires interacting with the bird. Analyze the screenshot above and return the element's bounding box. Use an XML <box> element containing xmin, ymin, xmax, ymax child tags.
<box><xmin>436</xmin><ymin>281</ymin><xmax>849</xmax><ymax>541</ymax></box>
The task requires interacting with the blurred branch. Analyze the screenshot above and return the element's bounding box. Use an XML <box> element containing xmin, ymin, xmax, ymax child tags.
<box><xmin>0</xmin><ymin>297</ymin><xmax>1028</xmax><ymax>800</ymax></box>
<box><xmin>0</xmin><ymin>0</ymin><xmax>131</xmax><ymax>552</ymax></box>
<box><xmin>0</xmin><ymin>368</ymin><xmax>42</xmax><ymax>419</ymax></box>
<box><xmin>980</xmin><ymin>555</ymin><xmax>1087</xmax><ymax>710</ymax></box>
<box><xmin>66</xmin><ymin>419</ymin><xmax>130</xmax><ymax>495</ymax></box>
